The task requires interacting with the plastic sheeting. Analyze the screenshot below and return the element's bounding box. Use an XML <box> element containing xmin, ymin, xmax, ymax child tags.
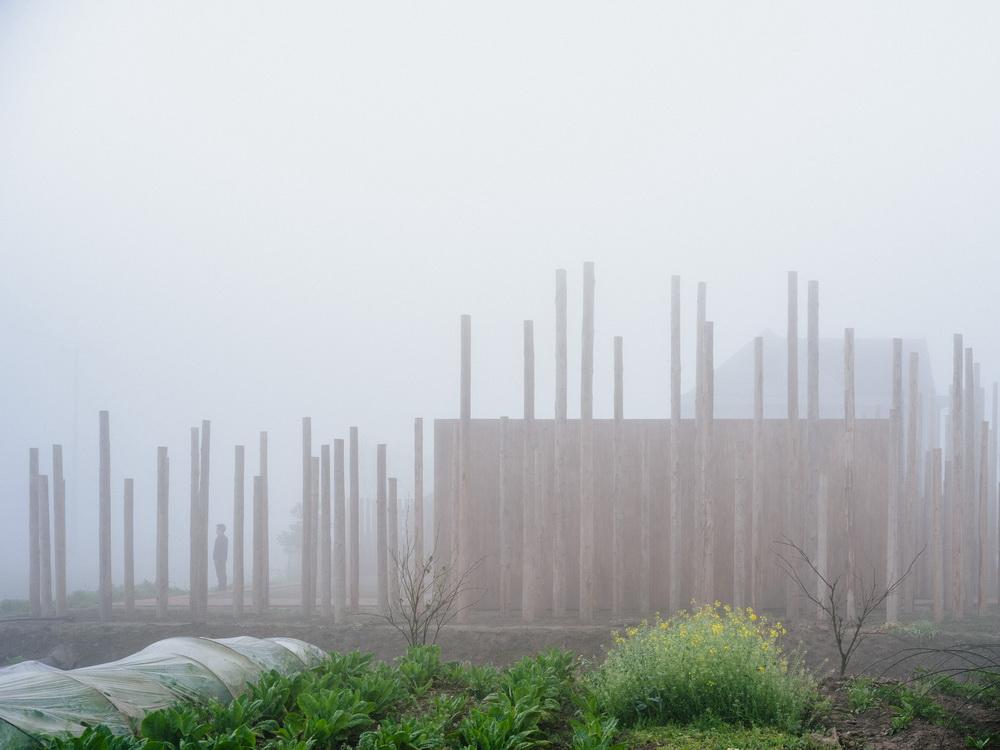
<box><xmin>0</xmin><ymin>636</ymin><xmax>325</xmax><ymax>747</ymax></box>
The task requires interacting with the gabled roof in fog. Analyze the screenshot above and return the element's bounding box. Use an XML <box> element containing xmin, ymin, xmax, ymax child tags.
<box><xmin>682</xmin><ymin>330</ymin><xmax>937</xmax><ymax>420</ymax></box>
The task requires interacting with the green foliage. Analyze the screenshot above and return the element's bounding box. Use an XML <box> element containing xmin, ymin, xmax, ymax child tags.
<box><xmin>357</xmin><ymin>716</ymin><xmax>447</xmax><ymax>750</ymax></box>
<box><xmin>43</xmin><ymin>726</ymin><xmax>157</xmax><ymax>750</ymax></box>
<box><xmin>274</xmin><ymin>686</ymin><xmax>373</xmax><ymax>745</ymax></box>
<box><xmin>587</xmin><ymin>604</ymin><xmax>816</xmax><ymax>731</ymax></box>
<box><xmin>570</xmin><ymin>710</ymin><xmax>624</xmax><ymax>750</ymax></box>
<box><xmin>845</xmin><ymin>677</ymin><xmax>882</xmax><ymax>713</ymax></box>
<box><xmin>440</xmin><ymin>661</ymin><xmax>503</xmax><ymax>699</ymax></box>
<box><xmin>620</xmin><ymin>722</ymin><xmax>825</xmax><ymax>749</ymax></box>
<box><xmin>397</xmin><ymin>645</ymin><xmax>442</xmax><ymax>696</ymax></box>
<box><xmin>140</xmin><ymin>704</ymin><xmax>209</xmax><ymax>746</ymax></box>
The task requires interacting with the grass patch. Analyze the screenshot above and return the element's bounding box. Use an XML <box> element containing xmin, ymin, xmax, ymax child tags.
<box><xmin>587</xmin><ymin>604</ymin><xmax>816</xmax><ymax>732</ymax></box>
<box><xmin>621</xmin><ymin>722</ymin><xmax>826</xmax><ymax>749</ymax></box>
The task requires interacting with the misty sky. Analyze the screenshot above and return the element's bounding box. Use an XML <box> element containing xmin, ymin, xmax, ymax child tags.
<box><xmin>2</xmin><ymin>3</ymin><xmax>999</xmax><ymax>598</ymax></box>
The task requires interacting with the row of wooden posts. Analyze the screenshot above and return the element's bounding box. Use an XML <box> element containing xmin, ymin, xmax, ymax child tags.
<box><xmin>442</xmin><ymin>265</ymin><xmax>999</xmax><ymax>624</ymax></box>
<box><xmin>24</xmin><ymin>264</ymin><xmax>1000</xmax><ymax>625</ymax></box>
<box><xmin>26</xmin><ymin>415</ymin><xmax>426</xmax><ymax>622</ymax></box>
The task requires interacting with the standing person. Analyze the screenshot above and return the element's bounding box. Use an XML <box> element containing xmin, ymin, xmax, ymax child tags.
<box><xmin>213</xmin><ymin>523</ymin><xmax>229</xmax><ymax>591</ymax></box>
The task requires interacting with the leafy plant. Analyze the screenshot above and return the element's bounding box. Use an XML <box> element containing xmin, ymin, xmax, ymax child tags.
<box><xmin>43</xmin><ymin>726</ymin><xmax>157</xmax><ymax>750</ymax></box>
<box><xmin>397</xmin><ymin>645</ymin><xmax>441</xmax><ymax>696</ymax></box>
<box><xmin>357</xmin><ymin>716</ymin><xmax>447</xmax><ymax>750</ymax></box>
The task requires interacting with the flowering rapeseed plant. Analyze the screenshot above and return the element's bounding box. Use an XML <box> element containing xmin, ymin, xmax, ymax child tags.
<box><xmin>589</xmin><ymin>603</ymin><xmax>815</xmax><ymax>731</ymax></box>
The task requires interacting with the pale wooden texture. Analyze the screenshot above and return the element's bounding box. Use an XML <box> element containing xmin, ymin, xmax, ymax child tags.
<box><xmin>28</xmin><ymin>448</ymin><xmax>39</xmax><ymax>616</ymax></box>
<box><xmin>320</xmin><ymin>445</ymin><xmax>332</xmax><ymax>618</ymax></box>
<box><xmin>311</xmin><ymin>455</ymin><xmax>319</xmax><ymax>610</ymax></box>
<box><xmin>99</xmin><ymin>411</ymin><xmax>112</xmax><ymax>622</ymax></box>
<box><xmin>123</xmin><ymin>478</ymin><xmax>134</xmax><ymax>616</ymax></box>
<box><xmin>887</xmin><ymin>338</ymin><xmax>902</xmax><ymax>624</ymax></box>
<box><xmin>53</xmin><ymin>445</ymin><xmax>66</xmax><ymax>616</ymax></box>
<box><xmin>978</xmin><ymin>421</ymin><xmax>989</xmax><ymax>614</ymax></box>
<box><xmin>612</xmin><ymin>335</ymin><xmax>624</xmax><ymax>618</ymax></box>
<box><xmin>457</xmin><ymin>314</ymin><xmax>473</xmax><ymax>622</ymax></box>
<box><xmin>751</xmin><ymin>336</ymin><xmax>764</xmax><ymax>611</ymax></box>
<box><xmin>553</xmin><ymin>268</ymin><xmax>568</xmax><ymax>617</ymax></box>
<box><xmin>639</xmin><ymin>427</ymin><xmax>651</xmax><ymax>615</ymax></box>
<box><xmin>807</xmin><ymin>280</ymin><xmax>819</xmax><ymax>617</ymax></box>
<box><xmin>189</xmin><ymin>426</ymin><xmax>200</xmax><ymax>622</ymax></box>
<box><xmin>931</xmin><ymin>448</ymin><xmax>944</xmax><ymax>622</ymax></box>
<box><xmin>815</xmin><ymin>473</ymin><xmax>828</xmax><ymax>622</ymax></box>
<box><xmin>38</xmin><ymin>474</ymin><xmax>52</xmax><ymax>616</ymax></box>
<box><xmin>904</xmin><ymin>352</ymin><xmax>920</xmax><ymax>612</ymax></box>
<box><xmin>252</xmin><ymin>474</ymin><xmax>265</xmax><ymax>614</ymax></box>
<box><xmin>388</xmin><ymin>476</ymin><xmax>400</xmax><ymax>606</ymax></box>
<box><xmin>964</xmin><ymin>348</ymin><xmax>975</xmax><ymax>612</ymax></box>
<box><xmin>785</xmin><ymin>272</ymin><xmax>799</xmax><ymax>621</ymax></box>
<box><xmin>579</xmin><ymin>262</ymin><xmax>595</xmax><ymax>621</ymax></box>
<box><xmin>376</xmin><ymin>443</ymin><xmax>389</xmax><ymax>615</ymax></box>
<box><xmin>950</xmin><ymin>335</ymin><xmax>963</xmax><ymax>618</ymax></box>
<box><xmin>992</xmin><ymin>383</ymin><xmax>999</xmax><ymax>606</ymax></box>
<box><xmin>233</xmin><ymin>445</ymin><xmax>245</xmax><ymax>619</ymax></box>
<box><xmin>301</xmin><ymin>417</ymin><xmax>313</xmax><ymax>616</ymax></box>
<box><xmin>732</xmin><ymin>441</ymin><xmax>747</xmax><ymax>610</ymax></box>
<box><xmin>333</xmin><ymin>438</ymin><xmax>347</xmax><ymax>622</ymax></box>
<box><xmin>699</xmin><ymin>322</ymin><xmax>714</xmax><ymax>604</ymax></box>
<box><xmin>157</xmin><ymin>447</ymin><xmax>170</xmax><ymax>619</ymax></box>
<box><xmin>349</xmin><ymin>426</ymin><xmax>360</xmax><ymax>613</ymax></box>
<box><xmin>499</xmin><ymin>416</ymin><xmax>512</xmax><ymax>617</ymax></box>
<box><xmin>844</xmin><ymin>328</ymin><xmax>857</xmax><ymax>621</ymax></box>
<box><xmin>522</xmin><ymin>320</ymin><xmax>537</xmax><ymax>622</ymax></box>
<box><xmin>669</xmin><ymin>275</ymin><xmax>682</xmax><ymax>613</ymax></box>
<box><xmin>414</xmin><ymin>419</ymin><xmax>425</xmax><ymax>582</ymax></box>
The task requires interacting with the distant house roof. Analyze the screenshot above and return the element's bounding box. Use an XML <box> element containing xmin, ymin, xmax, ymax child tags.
<box><xmin>682</xmin><ymin>330</ymin><xmax>937</xmax><ymax>420</ymax></box>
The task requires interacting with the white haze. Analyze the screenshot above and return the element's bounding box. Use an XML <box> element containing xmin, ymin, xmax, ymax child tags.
<box><xmin>1</xmin><ymin>2</ymin><xmax>999</xmax><ymax>598</ymax></box>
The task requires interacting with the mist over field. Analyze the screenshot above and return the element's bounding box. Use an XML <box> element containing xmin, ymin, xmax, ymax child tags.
<box><xmin>2</xmin><ymin>1</ymin><xmax>1000</xmax><ymax>600</ymax></box>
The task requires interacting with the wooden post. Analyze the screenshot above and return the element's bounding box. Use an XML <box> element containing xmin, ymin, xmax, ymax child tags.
<box><xmin>123</xmin><ymin>478</ymin><xmax>134</xmax><ymax>616</ymax></box>
<box><xmin>964</xmin><ymin>348</ymin><xmax>975</xmax><ymax>613</ymax></box>
<box><xmin>844</xmin><ymin>329</ymin><xmax>857</xmax><ymax>621</ymax></box>
<box><xmin>698</xmin><ymin>321</ymin><xmax>715</xmax><ymax>604</ymax></box>
<box><xmin>157</xmin><ymin>447</ymin><xmax>169</xmax><ymax>619</ymax></box>
<box><xmin>553</xmin><ymin>268</ymin><xmax>568</xmax><ymax>617</ymax></box>
<box><xmin>233</xmin><ymin>446</ymin><xmax>245</xmax><ymax>619</ymax></box>
<box><xmin>522</xmin><ymin>320</ymin><xmax>537</xmax><ymax>622</ymax></box>
<box><xmin>992</xmin><ymin>383</ymin><xmax>999</xmax><ymax>607</ymax></box>
<box><xmin>751</xmin><ymin>336</ymin><xmax>764</xmax><ymax>611</ymax></box>
<box><xmin>28</xmin><ymin>448</ymin><xmax>39</xmax><ymax>617</ymax></box>
<box><xmin>978</xmin><ymin>421</ymin><xmax>990</xmax><ymax>615</ymax></box>
<box><xmin>807</xmin><ymin>280</ymin><xmax>820</xmax><ymax>617</ymax></box>
<box><xmin>333</xmin><ymin>439</ymin><xmax>346</xmax><ymax>622</ymax></box>
<box><xmin>376</xmin><ymin>444</ymin><xmax>389</xmax><ymax>615</ymax></box>
<box><xmin>197</xmin><ymin>420</ymin><xmax>211</xmax><ymax>621</ymax></box>
<box><xmin>499</xmin><ymin>416</ymin><xmax>512</xmax><ymax>617</ymax></box>
<box><xmin>349</xmin><ymin>426</ymin><xmax>360</xmax><ymax>613</ymax></box>
<box><xmin>259</xmin><ymin>431</ymin><xmax>269</xmax><ymax>610</ymax></box>
<box><xmin>457</xmin><ymin>313</ymin><xmax>473</xmax><ymax>622</ymax></box>
<box><xmin>612</xmin><ymin>335</ymin><xmax>624</xmax><ymax>618</ymax></box>
<box><xmin>695</xmin><ymin>283</ymin><xmax>706</xmax><ymax>604</ymax></box>
<box><xmin>931</xmin><ymin>448</ymin><xmax>944</xmax><ymax>622</ymax></box>
<box><xmin>887</xmin><ymin>339</ymin><xmax>902</xmax><ymax>624</ymax></box>
<box><xmin>301</xmin><ymin>417</ymin><xmax>313</xmax><ymax>616</ymax></box>
<box><xmin>950</xmin><ymin>335</ymin><xmax>964</xmax><ymax>618</ymax></box>
<box><xmin>733</xmin><ymin>442</ymin><xmax>747</xmax><ymax>610</ymax></box>
<box><xmin>311</xmin><ymin>456</ymin><xmax>319</xmax><ymax>610</ymax></box>
<box><xmin>669</xmin><ymin>275</ymin><xmax>682</xmax><ymax>613</ymax></box>
<box><xmin>38</xmin><ymin>474</ymin><xmax>52</xmax><ymax>616</ymax></box>
<box><xmin>785</xmin><ymin>272</ymin><xmax>799</xmax><ymax>621</ymax></box>
<box><xmin>252</xmin><ymin>475</ymin><xmax>263</xmax><ymax>613</ymax></box>
<box><xmin>414</xmin><ymin>418</ymin><xmax>424</xmax><ymax>582</ymax></box>
<box><xmin>904</xmin><ymin>352</ymin><xmax>920</xmax><ymax>613</ymax></box>
<box><xmin>388</xmin><ymin>476</ymin><xmax>399</xmax><ymax>606</ymax></box>
<box><xmin>639</xmin><ymin>426</ymin><xmax>651</xmax><ymax>615</ymax></box>
<box><xmin>53</xmin><ymin>445</ymin><xmax>66</xmax><ymax>617</ymax></box>
<box><xmin>189</xmin><ymin>426</ymin><xmax>200</xmax><ymax>622</ymax></box>
<box><xmin>816</xmin><ymin>473</ymin><xmax>828</xmax><ymax>623</ymax></box>
<box><xmin>99</xmin><ymin>411</ymin><xmax>112</xmax><ymax>622</ymax></box>
<box><xmin>579</xmin><ymin>261</ymin><xmax>595</xmax><ymax>621</ymax></box>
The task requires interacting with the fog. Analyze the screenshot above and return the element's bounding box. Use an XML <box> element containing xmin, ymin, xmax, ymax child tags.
<box><xmin>2</xmin><ymin>2</ymin><xmax>999</xmax><ymax>600</ymax></box>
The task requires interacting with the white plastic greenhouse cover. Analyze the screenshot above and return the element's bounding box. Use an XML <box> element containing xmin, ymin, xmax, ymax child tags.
<box><xmin>0</xmin><ymin>636</ymin><xmax>326</xmax><ymax>748</ymax></box>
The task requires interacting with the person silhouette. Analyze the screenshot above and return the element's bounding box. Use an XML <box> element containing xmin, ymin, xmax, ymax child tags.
<box><xmin>213</xmin><ymin>523</ymin><xmax>229</xmax><ymax>591</ymax></box>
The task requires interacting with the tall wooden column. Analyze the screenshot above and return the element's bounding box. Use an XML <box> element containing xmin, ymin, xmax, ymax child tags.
<box><xmin>669</xmin><ymin>275</ymin><xmax>682</xmax><ymax>612</ymax></box>
<box><xmin>950</xmin><ymin>335</ymin><xmax>964</xmax><ymax>618</ymax></box>
<box><xmin>522</xmin><ymin>320</ymin><xmax>537</xmax><ymax>622</ymax></box>
<box><xmin>785</xmin><ymin>273</ymin><xmax>799</xmax><ymax>621</ymax></box>
<box><xmin>197</xmin><ymin>420</ymin><xmax>211</xmax><ymax>621</ymax></box>
<box><xmin>733</xmin><ymin>441</ymin><xmax>747</xmax><ymax>610</ymax></box>
<box><xmin>699</xmin><ymin>322</ymin><xmax>714</xmax><ymax>603</ymax></box>
<box><xmin>931</xmin><ymin>448</ymin><xmax>944</xmax><ymax>622</ymax></box>
<box><xmin>611</xmin><ymin>335</ymin><xmax>624</xmax><ymax>617</ymax></box>
<box><xmin>53</xmin><ymin>445</ymin><xmax>66</xmax><ymax>616</ymax></box>
<box><xmin>157</xmin><ymin>447</ymin><xmax>169</xmax><ymax>619</ymax></box>
<box><xmin>333</xmin><ymin>439</ymin><xmax>347</xmax><ymax>622</ymax></box>
<box><xmin>99</xmin><ymin>411</ymin><xmax>112</xmax><ymax>622</ymax></box>
<box><xmin>38</xmin><ymin>474</ymin><xmax>52</xmax><ymax>616</ymax></box>
<box><xmin>751</xmin><ymin>336</ymin><xmax>764</xmax><ymax>611</ymax></box>
<box><xmin>904</xmin><ymin>353</ymin><xmax>920</xmax><ymax>612</ymax></box>
<box><xmin>376</xmin><ymin>444</ymin><xmax>389</xmax><ymax>615</ymax></box>
<box><xmin>887</xmin><ymin>339</ymin><xmax>902</xmax><ymax>624</ymax></box>
<box><xmin>259</xmin><ymin>431</ymin><xmax>269</xmax><ymax>610</ymax></box>
<box><xmin>844</xmin><ymin>329</ymin><xmax>857</xmax><ymax>621</ymax></box>
<box><xmin>579</xmin><ymin>262</ymin><xmax>596</xmax><ymax>621</ymax></box>
<box><xmin>414</xmin><ymin>419</ymin><xmax>424</xmax><ymax>581</ymax></box>
<box><xmin>639</xmin><ymin>426</ymin><xmax>651</xmax><ymax>615</ymax></box>
<box><xmin>123</xmin><ymin>478</ymin><xmax>134</xmax><ymax>616</ymax></box>
<box><xmin>978</xmin><ymin>421</ymin><xmax>990</xmax><ymax>615</ymax></box>
<box><xmin>349</xmin><ymin>426</ymin><xmax>360</xmax><ymax>613</ymax></box>
<box><xmin>499</xmin><ymin>416</ymin><xmax>512</xmax><ymax>617</ymax></box>
<box><xmin>301</xmin><ymin>417</ymin><xmax>314</xmax><ymax>616</ymax></box>
<box><xmin>233</xmin><ymin>446</ymin><xmax>245</xmax><ymax>619</ymax></box>
<box><xmin>311</xmin><ymin>455</ymin><xmax>319</xmax><ymax>609</ymax></box>
<box><xmin>553</xmin><ymin>268</ymin><xmax>568</xmax><ymax>617</ymax></box>
<box><xmin>388</xmin><ymin>476</ymin><xmax>399</xmax><ymax>606</ymax></box>
<box><xmin>807</xmin><ymin>280</ymin><xmax>820</xmax><ymax>618</ymax></box>
<box><xmin>457</xmin><ymin>314</ymin><xmax>473</xmax><ymax>621</ymax></box>
<box><xmin>189</xmin><ymin>426</ymin><xmax>200</xmax><ymax>622</ymax></box>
